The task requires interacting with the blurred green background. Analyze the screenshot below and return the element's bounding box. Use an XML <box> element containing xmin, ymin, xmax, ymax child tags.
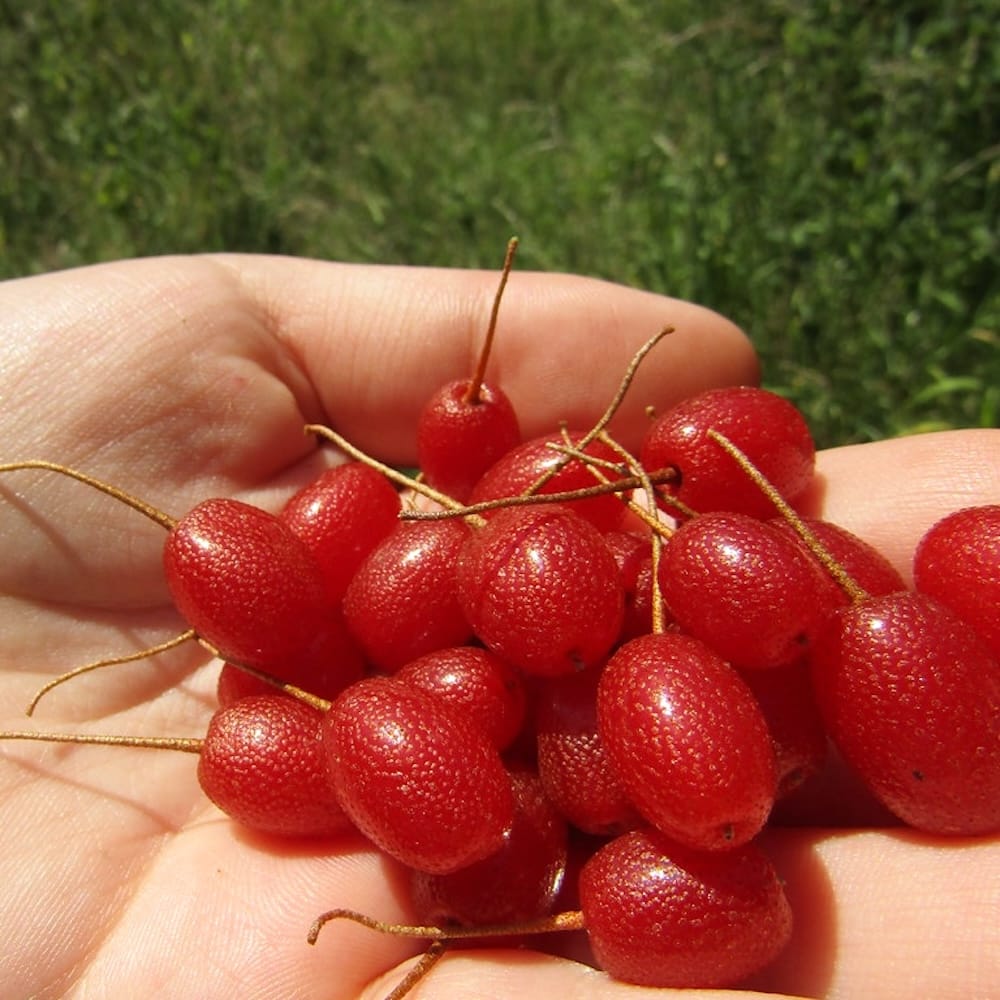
<box><xmin>2</xmin><ymin>1</ymin><xmax>997</xmax><ymax>448</ymax></box>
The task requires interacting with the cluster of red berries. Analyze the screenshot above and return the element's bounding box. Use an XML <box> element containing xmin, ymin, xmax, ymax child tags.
<box><xmin>2</xmin><ymin>258</ymin><xmax>999</xmax><ymax>995</ymax></box>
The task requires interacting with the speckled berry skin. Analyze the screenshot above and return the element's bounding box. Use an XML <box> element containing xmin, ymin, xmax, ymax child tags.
<box><xmin>163</xmin><ymin>498</ymin><xmax>331</xmax><ymax>669</ymax></box>
<box><xmin>323</xmin><ymin>677</ymin><xmax>515</xmax><ymax>873</ymax></box>
<box><xmin>579</xmin><ymin>827</ymin><xmax>793</xmax><ymax>988</ymax></box>
<box><xmin>810</xmin><ymin>591</ymin><xmax>1000</xmax><ymax>835</ymax></box>
<box><xmin>456</xmin><ymin>504</ymin><xmax>624</xmax><ymax>676</ymax></box>
<box><xmin>197</xmin><ymin>695</ymin><xmax>352</xmax><ymax>838</ymax></box>
<box><xmin>598</xmin><ymin>632</ymin><xmax>777</xmax><ymax>850</ymax></box>
<box><xmin>913</xmin><ymin>504</ymin><xmax>1000</xmax><ymax>660</ymax></box>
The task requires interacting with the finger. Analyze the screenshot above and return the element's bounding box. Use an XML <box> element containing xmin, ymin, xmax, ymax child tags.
<box><xmin>752</xmin><ymin>827</ymin><xmax>1000</xmax><ymax>999</ymax></box>
<box><xmin>220</xmin><ymin>254</ymin><xmax>759</xmax><ymax>462</ymax></box>
<box><xmin>802</xmin><ymin>429</ymin><xmax>1000</xmax><ymax>583</ymax></box>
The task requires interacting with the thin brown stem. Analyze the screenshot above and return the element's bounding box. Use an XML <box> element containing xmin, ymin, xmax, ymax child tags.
<box><xmin>303</xmin><ymin>424</ymin><xmax>484</xmax><ymax>528</ymax></box>
<box><xmin>464</xmin><ymin>236</ymin><xmax>518</xmax><ymax>405</ymax></box>
<box><xmin>386</xmin><ymin>941</ymin><xmax>449</xmax><ymax>1000</ymax></box>
<box><xmin>0</xmin><ymin>460</ymin><xmax>177</xmax><ymax>530</ymax></box>
<box><xmin>398</xmin><ymin>468</ymin><xmax>676</xmax><ymax>522</ymax></box>
<box><xmin>195</xmin><ymin>638</ymin><xmax>332</xmax><ymax>713</ymax></box>
<box><xmin>307</xmin><ymin>907</ymin><xmax>584</xmax><ymax>946</ymax></box>
<box><xmin>0</xmin><ymin>730</ymin><xmax>203</xmax><ymax>752</ymax></box>
<box><xmin>522</xmin><ymin>325</ymin><xmax>674</xmax><ymax>497</ymax></box>
<box><xmin>706</xmin><ymin>429</ymin><xmax>869</xmax><ymax>603</ymax></box>
<box><xmin>26</xmin><ymin>629</ymin><xmax>198</xmax><ymax>717</ymax></box>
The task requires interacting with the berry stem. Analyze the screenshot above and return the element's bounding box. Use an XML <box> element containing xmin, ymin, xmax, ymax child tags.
<box><xmin>26</xmin><ymin>629</ymin><xmax>198</xmax><ymax>717</ymax></box>
<box><xmin>0</xmin><ymin>460</ymin><xmax>177</xmax><ymax>530</ymax></box>
<box><xmin>0</xmin><ymin>730</ymin><xmax>203</xmax><ymax>753</ymax></box>
<box><xmin>307</xmin><ymin>907</ymin><xmax>584</xmax><ymax>946</ymax></box>
<box><xmin>463</xmin><ymin>236</ymin><xmax>518</xmax><ymax>406</ymax></box>
<box><xmin>523</xmin><ymin>325</ymin><xmax>674</xmax><ymax>497</ymax></box>
<box><xmin>398</xmin><ymin>468</ymin><xmax>676</xmax><ymax>521</ymax></box>
<box><xmin>386</xmin><ymin>941</ymin><xmax>448</xmax><ymax>1000</ymax></box>
<box><xmin>706</xmin><ymin>429</ymin><xmax>869</xmax><ymax>603</ymax></box>
<box><xmin>303</xmin><ymin>424</ymin><xmax>483</xmax><ymax>527</ymax></box>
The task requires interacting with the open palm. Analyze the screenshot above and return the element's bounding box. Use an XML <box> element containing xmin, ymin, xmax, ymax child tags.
<box><xmin>0</xmin><ymin>255</ymin><xmax>996</xmax><ymax>999</ymax></box>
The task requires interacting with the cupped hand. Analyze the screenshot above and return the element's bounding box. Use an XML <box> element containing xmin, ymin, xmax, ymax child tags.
<box><xmin>0</xmin><ymin>255</ymin><xmax>996</xmax><ymax>999</ymax></box>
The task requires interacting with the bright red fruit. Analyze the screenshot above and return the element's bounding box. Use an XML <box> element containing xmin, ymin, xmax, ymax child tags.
<box><xmin>469</xmin><ymin>431</ymin><xmax>629</xmax><ymax>532</ymax></box>
<box><xmin>280</xmin><ymin>462</ymin><xmax>401</xmax><ymax>605</ymax></box>
<box><xmin>395</xmin><ymin>645</ymin><xmax>526</xmax><ymax>751</ymax></box>
<box><xmin>342</xmin><ymin>519</ymin><xmax>472</xmax><ymax>672</ymax></box>
<box><xmin>598</xmin><ymin>632</ymin><xmax>777</xmax><ymax>850</ymax></box>
<box><xmin>417</xmin><ymin>380</ymin><xmax>522</xmax><ymax>502</ymax></box>
<box><xmin>323</xmin><ymin>677</ymin><xmax>514</xmax><ymax>873</ymax></box>
<box><xmin>810</xmin><ymin>591</ymin><xmax>1000</xmax><ymax>835</ymax></box>
<box><xmin>913</xmin><ymin>504</ymin><xmax>1000</xmax><ymax>660</ymax></box>
<box><xmin>579</xmin><ymin>827</ymin><xmax>793</xmax><ymax>988</ymax></box>
<box><xmin>197</xmin><ymin>694</ymin><xmax>352</xmax><ymax>838</ymax></box>
<box><xmin>660</xmin><ymin>510</ymin><xmax>837</xmax><ymax>669</ymax></box>
<box><xmin>640</xmin><ymin>385</ymin><xmax>815</xmax><ymax>519</ymax></box>
<box><xmin>409</xmin><ymin>766</ymin><xmax>567</xmax><ymax>926</ymax></box>
<box><xmin>456</xmin><ymin>505</ymin><xmax>624</xmax><ymax>676</ymax></box>
<box><xmin>535</xmin><ymin>668</ymin><xmax>641</xmax><ymax>836</ymax></box>
<box><xmin>163</xmin><ymin>498</ymin><xmax>331</xmax><ymax>669</ymax></box>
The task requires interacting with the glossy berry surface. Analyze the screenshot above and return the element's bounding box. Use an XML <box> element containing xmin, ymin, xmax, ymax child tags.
<box><xmin>579</xmin><ymin>827</ymin><xmax>793</xmax><ymax>988</ymax></box>
<box><xmin>280</xmin><ymin>462</ymin><xmax>401</xmax><ymax>604</ymax></box>
<box><xmin>913</xmin><ymin>504</ymin><xmax>1000</xmax><ymax>660</ymax></box>
<box><xmin>395</xmin><ymin>645</ymin><xmax>526</xmax><ymax>751</ymax></box>
<box><xmin>598</xmin><ymin>632</ymin><xmax>777</xmax><ymax>850</ymax></box>
<box><xmin>535</xmin><ymin>668</ymin><xmax>641</xmax><ymax>836</ymax></box>
<box><xmin>640</xmin><ymin>385</ymin><xmax>815</xmax><ymax>519</ymax></box>
<box><xmin>456</xmin><ymin>505</ymin><xmax>624</xmax><ymax>676</ymax></box>
<box><xmin>409</xmin><ymin>766</ymin><xmax>567</xmax><ymax>926</ymax></box>
<box><xmin>323</xmin><ymin>677</ymin><xmax>515</xmax><ymax>873</ymax></box>
<box><xmin>163</xmin><ymin>498</ymin><xmax>331</xmax><ymax>669</ymax></box>
<box><xmin>469</xmin><ymin>431</ymin><xmax>629</xmax><ymax>532</ymax></box>
<box><xmin>342</xmin><ymin>519</ymin><xmax>472</xmax><ymax>672</ymax></box>
<box><xmin>810</xmin><ymin>591</ymin><xmax>1000</xmax><ymax>835</ymax></box>
<box><xmin>661</xmin><ymin>510</ymin><xmax>836</xmax><ymax>669</ymax></box>
<box><xmin>417</xmin><ymin>379</ymin><xmax>522</xmax><ymax>502</ymax></box>
<box><xmin>197</xmin><ymin>694</ymin><xmax>352</xmax><ymax>838</ymax></box>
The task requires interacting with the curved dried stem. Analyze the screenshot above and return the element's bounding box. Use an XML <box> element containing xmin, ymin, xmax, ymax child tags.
<box><xmin>464</xmin><ymin>236</ymin><xmax>519</xmax><ymax>405</ymax></box>
<box><xmin>307</xmin><ymin>907</ymin><xmax>584</xmax><ymax>946</ymax></box>
<box><xmin>0</xmin><ymin>460</ymin><xmax>176</xmax><ymax>530</ymax></box>
<box><xmin>522</xmin><ymin>324</ymin><xmax>674</xmax><ymax>497</ymax></box>
<box><xmin>26</xmin><ymin>629</ymin><xmax>198</xmax><ymax>717</ymax></box>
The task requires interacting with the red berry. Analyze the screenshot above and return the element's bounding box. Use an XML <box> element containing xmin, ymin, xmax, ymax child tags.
<box><xmin>579</xmin><ymin>827</ymin><xmax>793</xmax><ymax>988</ymax></box>
<box><xmin>324</xmin><ymin>677</ymin><xmax>514</xmax><ymax>873</ymax></box>
<box><xmin>409</xmin><ymin>766</ymin><xmax>566</xmax><ymax>926</ymax></box>
<box><xmin>197</xmin><ymin>694</ymin><xmax>352</xmax><ymax>838</ymax></box>
<box><xmin>660</xmin><ymin>510</ymin><xmax>837</xmax><ymax>669</ymax></box>
<box><xmin>469</xmin><ymin>431</ymin><xmax>629</xmax><ymax>532</ymax></box>
<box><xmin>456</xmin><ymin>505</ymin><xmax>624</xmax><ymax>676</ymax></box>
<box><xmin>640</xmin><ymin>386</ymin><xmax>815</xmax><ymax>519</ymax></box>
<box><xmin>395</xmin><ymin>645</ymin><xmax>526</xmax><ymax>751</ymax></box>
<box><xmin>342</xmin><ymin>519</ymin><xmax>472</xmax><ymax>672</ymax></box>
<box><xmin>810</xmin><ymin>591</ymin><xmax>1000</xmax><ymax>835</ymax></box>
<box><xmin>598</xmin><ymin>632</ymin><xmax>777</xmax><ymax>850</ymax></box>
<box><xmin>913</xmin><ymin>504</ymin><xmax>1000</xmax><ymax>660</ymax></box>
<box><xmin>163</xmin><ymin>498</ymin><xmax>331</xmax><ymax>669</ymax></box>
<box><xmin>280</xmin><ymin>462</ymin><xmax>401</xmax><ymax>605</ymax></box>
<box><xmin>417</xmin><ymin>379</ymin><xmax>522</xmax><ymax>502</ymax></box>
<box><xmin>535</xmin><ymin>668</ymin><xmax>642</xmax><ymax>836</ymax></box>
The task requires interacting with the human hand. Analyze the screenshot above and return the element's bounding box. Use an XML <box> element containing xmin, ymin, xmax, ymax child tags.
<box><xmin>0</xmin><ymin>254</ymin><xmax>996</xmax><ymax>999</ymax></box>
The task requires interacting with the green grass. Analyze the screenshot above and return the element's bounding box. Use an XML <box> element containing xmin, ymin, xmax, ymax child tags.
<box><xmin>2</xmin><ymin>0</ymin><xmax>997</xmax><ymax>447</ymax></box>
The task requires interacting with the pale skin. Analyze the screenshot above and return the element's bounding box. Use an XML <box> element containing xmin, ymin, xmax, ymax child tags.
<box><xmin>0</xmin><ymin>255</ymin><xmax>996</xmax><ymax>1000</ymax></box>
